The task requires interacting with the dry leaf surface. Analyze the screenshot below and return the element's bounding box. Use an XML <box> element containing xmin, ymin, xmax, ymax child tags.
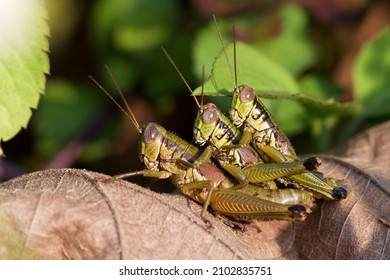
<box><xmin>0</xmin><ymin>122</ymin><xmax>389</xmax><ymax>259</ymax></box>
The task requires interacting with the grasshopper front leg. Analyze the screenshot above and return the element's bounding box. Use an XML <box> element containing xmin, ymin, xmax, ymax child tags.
<box><xmin>115</xmin><ymin>170</ymin><xmax>172</xmax><ymax>180</ymax></box>
<box><xmin>192</xmin><ymin>145</ymin><xmax>252</xmax><ymax>185</ymax></box>
<box><xmin>177</xmin><ymin>180</ymin><xmax>216</xmax><ymax>219</ymax></box>
<box><xmin>117</xmin><ymin>168</ymin><xmax>217</xmax><ymax>222</ymax></box>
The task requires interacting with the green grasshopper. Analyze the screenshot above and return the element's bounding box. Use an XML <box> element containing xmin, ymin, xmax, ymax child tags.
<box><xmin>89</xmin><ymin>70</ymin><xmax>313</xmax><ymax>223</ymax></box>
<box><xmin>161</xmin><ymin>49</ymin><xmax>320</xmax><ymax>189</ymax></box>
<box><xmin>193</xmin><ymin>102</ymin><xmax>321</xmax><ymax>186</ymax></box>
<box><xmin>211</xmin><ymin>16</ymin><xmax>348</xmax><ymax>200</ymax></box>
<box><xmin>229</xmin><ymin>85</ymin><xmax>348</xmax><ymax>200</ymax></box>
<box><xmin>192</xmin><ymin>101</ymin><xmax>328</xmax><ymax>198</ymax></box>
<box><xmin>116</xmin><ymin>121</ymin><xmax>313</xmax><ymax>222</ymax></box>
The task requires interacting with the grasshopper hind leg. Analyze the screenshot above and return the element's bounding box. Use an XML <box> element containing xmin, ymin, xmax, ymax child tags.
<box><xmin>210</xmin><ymin>189</ymin><xmax>312</xmax><ymax>222</ymax></box>
<box><xmin>257</xmin><ymin>145</ymin><xmax>349</xmax><ymax>200</ymax></box>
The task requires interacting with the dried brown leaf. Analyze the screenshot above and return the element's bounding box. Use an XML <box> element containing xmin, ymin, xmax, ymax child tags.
<box><xmin>0</xmin><ymin>121</ymin><xmax>389</xmax><ymax>259</ymax></box>
<box><xmin>0</xmin><ymin>169</ymin><xmax>301</xmax><ymax>259</ymax></box>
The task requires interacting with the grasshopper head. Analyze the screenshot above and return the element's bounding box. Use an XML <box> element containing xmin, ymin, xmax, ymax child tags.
<box><xmin>229</xmin><ymin>85</ymin><xmax>256</xmax><ymax>127</ymax></box>
<box><xmin>138</xmin><ymin>122</ymin><xmax>165</xmax><ymax>170</ymax></box>
<box><xmin>193</xmin><ymin>103</ymin><xmax>220</xmax><ymax>146</ymax></box>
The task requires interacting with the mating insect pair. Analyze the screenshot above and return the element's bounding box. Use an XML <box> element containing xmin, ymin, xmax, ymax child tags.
<box><xmin>90</xmin><ymin>17</ymin><xmax>348</xmax><ymax>226</ymax></box>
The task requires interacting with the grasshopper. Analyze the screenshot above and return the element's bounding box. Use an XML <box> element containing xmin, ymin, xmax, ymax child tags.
<box><xmin>229</xmin><ymin>85</ymin><xmax>348</xmax><ymax>200</ymax></box>
<box><xmin>211</xmin><ymin>16</ymin><xmax>348</xmax><ymax>200</ymax></box>
<box><xmin>89</xmin><ymin>69</ymin><xmax>313</xmax><ymax>223</ymax></box>
<box><xmin>161</xmin><ymin>49</ymin><xmax>320</xmax><ymax>188</ymax></box>
<box><xmin>116</xmin><ymin>122</ymin><xmax>313</xmax><ymax>222</ymax></box>
<box><xmin>193</xmin><ymin>102</ymin><xmax>319</xmax><ymax>186</ymax></box>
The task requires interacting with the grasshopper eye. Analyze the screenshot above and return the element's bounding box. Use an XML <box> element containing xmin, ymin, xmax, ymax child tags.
<box><xmin>202</xmin><ymin>106</ymin><xmax>218</xmax><ymax>124</ymax></box>
<box><xmin>239</xmin><ymin>86</ymin><xmax>256</xmax><ymax>103</ymax></box>
<box><xmin>143</xmin><ymin>123</ymin><xmax>160</xmax><ymax>144</ymax></box>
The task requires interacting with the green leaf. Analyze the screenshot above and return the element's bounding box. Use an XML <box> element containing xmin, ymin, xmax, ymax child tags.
<box><xmin>354</xmin><ymin>26</ymin><xmax>390</xmax><ymax>118</ymax></box>
<box><xmin>0</xmin><ymin>0</ymin><xmax>49</xmax><ymax>148</ymax></box>
<box><xmin>194</xmin><ymin>41</ymin><xmax>300</xmax><ymax>96</ymax></box>
<box><xmin>193</xmin><ymin>41</ymin><xmax>359</xmax><ymax>134</ymax></box>
<box><xmin>192</xmin><ymin>5</ymin><xmax>317</xmax><ymax>80</ymax></box>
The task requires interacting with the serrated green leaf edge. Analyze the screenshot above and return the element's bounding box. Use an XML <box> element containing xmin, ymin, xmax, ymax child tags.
<box><xmin>0</xmin><ymin>0</ymin><xmax>49</xmax><ymax>152</ymax></box>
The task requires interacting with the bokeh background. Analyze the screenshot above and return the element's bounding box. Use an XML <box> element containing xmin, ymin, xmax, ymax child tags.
<box><xmin>1</xmin><ymin>0</ymin><xmax>389</xmax><ymax>189</ymax></box>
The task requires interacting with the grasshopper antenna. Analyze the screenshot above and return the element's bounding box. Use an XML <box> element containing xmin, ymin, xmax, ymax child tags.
<box><xmin>212</xmin><ymin>14</ymin><xmax>238</xmax><ymax>91</ymax></box>
<box><xmin>103</xmin><ymin>65</ymin><xmax>142</xmax><ymax>133</ymax></box>
<box><xmin>232</xmin><ymin>26</ymin><xmax>238</xmax><ymax>90</ymax></box>
<box><xmin>161</xmin><ymin>47</ymin><xmax>201</xmax><ymax>108</ymax></box>
<box><xmin>89</xmin><ymin>69</ymin><xmax>142</xmax><ymax>134</ymax></box>
<box><xmin>200</xmin><ymin>65</ymin><xmax>205</xmax><ymax>107</ymax></box>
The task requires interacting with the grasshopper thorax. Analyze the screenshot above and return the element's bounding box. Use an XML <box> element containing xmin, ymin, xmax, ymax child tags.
<box><xmin>229</xmin><ymin>85</ymin><xmax>256</xmax><ymax>127</ymax></box>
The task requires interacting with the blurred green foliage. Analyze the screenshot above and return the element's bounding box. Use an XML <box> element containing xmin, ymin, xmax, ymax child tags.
<box><xmin>354</xmin><ymin>27</ymin><xmax>390</xmax><ymax>118</ymax></box>
<box><xmin>1</xmin><ymin>0</ymin><xmax>390</xmax><ymax>178</ymax></box>
<box><xmin>35</xmin><ymin>79</ymin><xmax>107</xmax><ymax>157</ymax></box>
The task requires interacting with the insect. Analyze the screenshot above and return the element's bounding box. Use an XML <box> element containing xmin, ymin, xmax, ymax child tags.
<box><xmin>210</xmin><ymin>16</ymin><xmax>348</xmax><ymax>200</ymax></box>
<box><xmin>161</xmin><ymin>49</ymin><xmax>320</xmax><ymax>189</ymax></box>
<box><xmin>229</xmin><ymin>85</ymin><xmax>349</xmax><ymax>200</ymax></box>
<box><xmin>193</xmin><ymin>102</ymin><xmax>320</xmax><ymax>186</ymax></box>
<box><xmin>89</xmin><ymin>68</ymin><xmax>313</xmax><ymax>223</ymax></box>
